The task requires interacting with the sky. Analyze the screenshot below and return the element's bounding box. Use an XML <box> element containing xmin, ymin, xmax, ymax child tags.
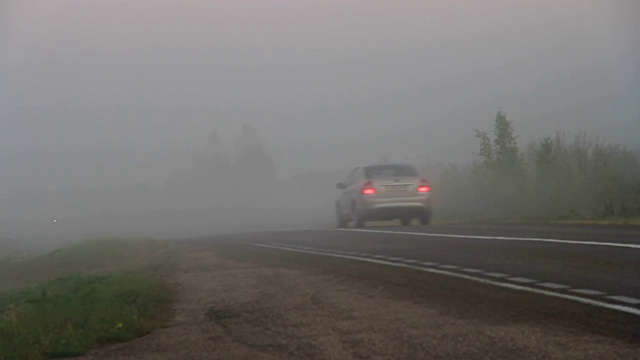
<box><xmin>1</xmin><ymin>0</ymin><xmax>639</xmax><ymax>195</ymax></box>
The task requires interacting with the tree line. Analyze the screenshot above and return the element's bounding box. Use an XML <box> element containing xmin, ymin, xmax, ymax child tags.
<box><xmin>169</xmin><ymin>123</ymin><xmax>276</xmax><ymax>188</ymax></box>
<box><xmin>427</xmin><ymin>110</ymin><xmax>640</xmax><ymax>220</ymax></box>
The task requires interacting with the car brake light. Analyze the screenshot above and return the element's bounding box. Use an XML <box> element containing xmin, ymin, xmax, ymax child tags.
<box><xmin>362</xmin><ymin>180</ymin><xmax>377</xmax><ymax>195</ymax></box>
<box><xmin>417</xmin><ymin>178</ymin><xmax>431</xmax><ymax>193</ymax></box>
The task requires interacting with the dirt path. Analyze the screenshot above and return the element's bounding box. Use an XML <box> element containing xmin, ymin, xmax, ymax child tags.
<box><xmin>82</xmin><ymin>247</ymin><xmax>639</xmax><ymax>360</ymax></box>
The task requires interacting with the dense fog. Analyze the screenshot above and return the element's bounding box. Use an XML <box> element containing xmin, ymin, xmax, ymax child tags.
<box><xmin>1</xmin><ymin>1</ymin><xmax>638</xmax><ymax>244</ymax></box>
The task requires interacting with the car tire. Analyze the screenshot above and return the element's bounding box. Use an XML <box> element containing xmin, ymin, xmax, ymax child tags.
<box><xmin>351</xmin><ymin>204</ymin><xmax>365</xmax><ymax>228</ymax></box>
<box><xmin>400</xmin><ymin>217</ymin><xmax>412</xmax><ymax>226</ymax></box>
<box><xmin>420</xmin><ymin>212</ymin><xmax>432</xmax><ymax>226</ymax></box>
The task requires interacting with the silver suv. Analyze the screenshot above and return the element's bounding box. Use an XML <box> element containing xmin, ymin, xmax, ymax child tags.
<box><xmin>335</xmin><ymin>164</ymin><xmax>433</xmax><ymax>228</ymax></box>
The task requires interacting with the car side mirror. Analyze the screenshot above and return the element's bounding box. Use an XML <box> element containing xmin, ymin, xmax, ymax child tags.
<box><xmin>336</xmin><ymin>182</ymin><xmax>346</xmax><ymax>189</ymax></box>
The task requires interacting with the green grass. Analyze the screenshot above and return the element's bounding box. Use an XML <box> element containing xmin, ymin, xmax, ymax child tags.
<box><xmin>0</xmin><ymin>238</ymin><xmax>175</xmax><ymax>360</ymax></box>
<box><xmin>0</xmin><ymin>238</ymin><xmax>174</xmax><ymax>293</ymax></box>
<box><xmin>0</xmin><ymin>275</ymin><xmax>170</xmax><ymax>359</ymax></box>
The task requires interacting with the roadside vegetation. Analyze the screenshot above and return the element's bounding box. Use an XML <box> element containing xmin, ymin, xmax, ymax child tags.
<box><xmin>0</xmin><ymin>238</ymin><xmax>174</xmax><ymax>360</ymax></box>
<box><xmin>425</xmin><ymin>110</ymin><xmax>640</xmax><ymax>222</ymax></box>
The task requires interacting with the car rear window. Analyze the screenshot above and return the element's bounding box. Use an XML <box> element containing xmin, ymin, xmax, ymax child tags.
<box><xmin>364</xmin><ymin>165</ymin><xmax>419</xmax><ymax>179</ymax></box>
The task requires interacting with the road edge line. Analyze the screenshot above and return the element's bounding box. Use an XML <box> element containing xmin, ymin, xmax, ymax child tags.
<box><xmin>255</xmin><ymin>243</ymin><xmax>640</xmax><ymax>317</ymax></box>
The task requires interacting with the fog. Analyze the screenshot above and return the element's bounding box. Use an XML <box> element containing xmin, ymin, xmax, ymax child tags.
<box><xmin>1</xmin><ymin>1</ymin><xmax>639</xmax><ymax>242</ymax></box>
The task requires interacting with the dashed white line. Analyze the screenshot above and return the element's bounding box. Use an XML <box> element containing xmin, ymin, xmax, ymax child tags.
<box><xmin>509</xmin><ymin>277</ymin><xmax>537</xmax><ymax>283</ymax></box>
<box><xmin>439</xmin><ymin>265</ymin><xmax>460</xmax><ymax>269</ymax></box>
<box><xmin>607</xmin><ymin>296</ymin><xmax>640</xmax><ymax>305</ymax></box>
<box><xmin>256</xmin><ymin>244</ymin><xmax>640</xmax><ymax>317</ymax></box>
<box><xmin>330</xmin><ymin>228</ymin><xmax>640</xmax><ymax>250</ymax></box>
<box><xmin>538</xmin><ymin>282</ymin><xmax>570</xmax><ymax>289</ymax></box>
<box><xmin>261</xmin><ymin>244</ymin><xmax>636</xmax><ymax>313</ymax></box>
<box><xmin>401</xmin><ymin>259</ymin><xmax>420</xmax><ymax>263</ymax></box>
<box><xmin>570</xmin><ymin>289</ymin><xmax>606</xmax><ymax>296</ymax></box>
<box><xmin>484</xmin><ymin>272</ymin><xmax>509</xmax><ymax>278</ymax></box>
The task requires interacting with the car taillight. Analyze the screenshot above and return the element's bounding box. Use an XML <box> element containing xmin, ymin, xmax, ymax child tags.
<box><xmin>362</xmin><ymin>180</ymin><xmax>377</xmax><ymax>195</ymax></box>
<box><xmin>417</xmin><ymin>179</ymin><xmax>431</xmax><ymax>193</ymax></box>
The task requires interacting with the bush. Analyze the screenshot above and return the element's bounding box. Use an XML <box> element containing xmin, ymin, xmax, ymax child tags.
<box><xmin>430</xmin><ymin>111</ymin><xmax>640</xmax><ymax>220</ymax></box>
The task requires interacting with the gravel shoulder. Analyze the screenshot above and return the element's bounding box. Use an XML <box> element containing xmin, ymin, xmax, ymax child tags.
<box><xmin>81</xmin><ymin>242</ymin><xmax>640</xmax><ymax>360</ymax></box>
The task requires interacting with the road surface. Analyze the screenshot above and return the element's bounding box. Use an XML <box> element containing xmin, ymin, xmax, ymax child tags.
<box><xmin>86</xmin><ymin>222</ymin><xmax>639</xmax><ymax>359</ymax></box>
<box><xmin>209</xmin><ymin>223</ymin><xmax>640</xmax><ymax>328</ymax></box>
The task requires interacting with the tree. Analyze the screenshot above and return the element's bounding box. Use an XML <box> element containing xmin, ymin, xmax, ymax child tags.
<box><xmin>492</xmin><ymin>109</ymin><xmax>522</xmax><ymax>173</ymax></box>
<box><xmin>533</xmin><ymin>135</ymin><xmax>570</xmax><ymax>215</ymax></box>
<box><xmin>234</xmin><ymin>124</ymin><xmax>276</xmax><ymax>181</ymax></box>
<box><xmin>193</xmin><ymin>128</ymin><xmax>232</xmax><ymax>184</ymax></box>
<box><xmin>474</xmin><ymin>129</ymin><xmax>493</xmax><ymax>163</ymax></box>
<box><xmin>473</xmin><ymin>109</ymin><xmax>527</xmax><ymax>215</ymax></box>
<box><xmin>205</xmin><ymin>129</ymin><xmax>226</xmax><ymax>159</ymax></box>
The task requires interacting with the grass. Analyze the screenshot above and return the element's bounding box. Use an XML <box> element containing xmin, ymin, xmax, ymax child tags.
<box><xmin>0</xmin><ymin>276</ymin><xmax>169</xmax><ymax>359</ymax></box>
<box><xmin>0</xmin><ymin>238</ymin><xmax>175</xmax><ymax>360</ymax></box>
<box><xmin>0</xmin><ymin>238</ymin><xmax>174</xmax><ymax>293</ymax></box>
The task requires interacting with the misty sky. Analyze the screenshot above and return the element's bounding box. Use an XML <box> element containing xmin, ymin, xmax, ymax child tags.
<box><xmin>1</xmin><ymin>0</ymin><xmax>639</xmax><ymax>194</ymax></box>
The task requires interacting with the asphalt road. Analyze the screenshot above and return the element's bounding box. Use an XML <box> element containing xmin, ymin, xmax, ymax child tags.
<box><xmin>217</xmin><ymin>223</ymin><xmax>640</xmax><ymax>317</ymax></box>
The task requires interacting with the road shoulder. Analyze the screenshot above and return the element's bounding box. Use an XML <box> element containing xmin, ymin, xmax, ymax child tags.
<box><xmin>82</xmin><ymin>242</ymin><xmax>639</xmax><ymax>360</ymax></box>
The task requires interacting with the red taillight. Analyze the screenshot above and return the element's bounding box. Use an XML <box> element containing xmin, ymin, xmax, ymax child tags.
<box><xmin>362</xmin><ymin>188</ymin><xmax>377</xmax><ymax>195</ymax></box>
<box><xmin>417</xmin><ymin>178</ymin><xmax>431</xmax><ymax>193</ymax></box>
<box><xmin>362</xmin><ymin>180</ymin><xmax>377</xmax><ymax>195</ymax></box>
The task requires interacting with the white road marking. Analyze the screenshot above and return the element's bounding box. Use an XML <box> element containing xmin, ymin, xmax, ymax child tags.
<box><xmin>538</xmin><ymin>282</ymin><xmax>570</xmax><ymax>289</ymax></box>
<box><xmin>329</xmin><ymin>228</ymin><xmax>640</xmax><ymax>250</ymax></box>
<box><xmin>607</xmin><ymin>296</ymin><xmax>640</xmax><ymax>305</ymax></box>
<box><xmin>570</xmin><ymin>289</ymin><xmax>606</xmax><ymax>296</ymax></box>
<box><xmin>509</xmin><ymin>277</ymin><xmax>537</xmax><ymax>283</ymax></box>
<box><xmin>401</xmin><ymin>259</ymin><xmax>421</xmax><ymax>263</ymax></box>
<box><xmin>439</xmin><ymin>265</ymin><xmax>460</xmax><ymax>269</ymax></box>
<box><xmin>484</xmin><ymin>272</ymin><xmax>509</xmax><ymax>278</ymax></box>
<box><xmin>461</xmin><ymin>268</ymin><xmax>484</xmax><ymax>273</ymax></box>
<box><xmin>421</xmin><ymin>262</ymin><xmax>438</xmax><ymax>266</ymax></box>
<box><xmin>256</xmin><ymin>244</ymin><xmax>640</xmax><ymax>317</ymax></box>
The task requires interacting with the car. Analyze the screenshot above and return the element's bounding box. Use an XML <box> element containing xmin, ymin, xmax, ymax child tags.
<box><xmin>335</xmin><ymin>163</ymin><xmax>433</xmax><ymax>228</ymax></box>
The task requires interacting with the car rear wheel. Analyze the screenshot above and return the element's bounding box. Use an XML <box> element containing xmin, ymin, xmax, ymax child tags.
<box><xmin>400</xmin><ymin>217</ymin><xmax>412</xmax><ymax>226</ymax></box>
<box><xmin>351</xmin><ymin>204</ymin><xmax>365</xmax><ymax>228</ymax></box>
<box><xmin>420</xmin><ymin>212</ymin><xmax>432</xmax><ymax>226</ymax></box>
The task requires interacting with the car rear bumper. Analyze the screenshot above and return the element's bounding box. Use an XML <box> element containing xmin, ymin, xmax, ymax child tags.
<box><xmin>357</xmin><ymin>195</ymin><xmax>432</xmax><ymax>220</ymax></box>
